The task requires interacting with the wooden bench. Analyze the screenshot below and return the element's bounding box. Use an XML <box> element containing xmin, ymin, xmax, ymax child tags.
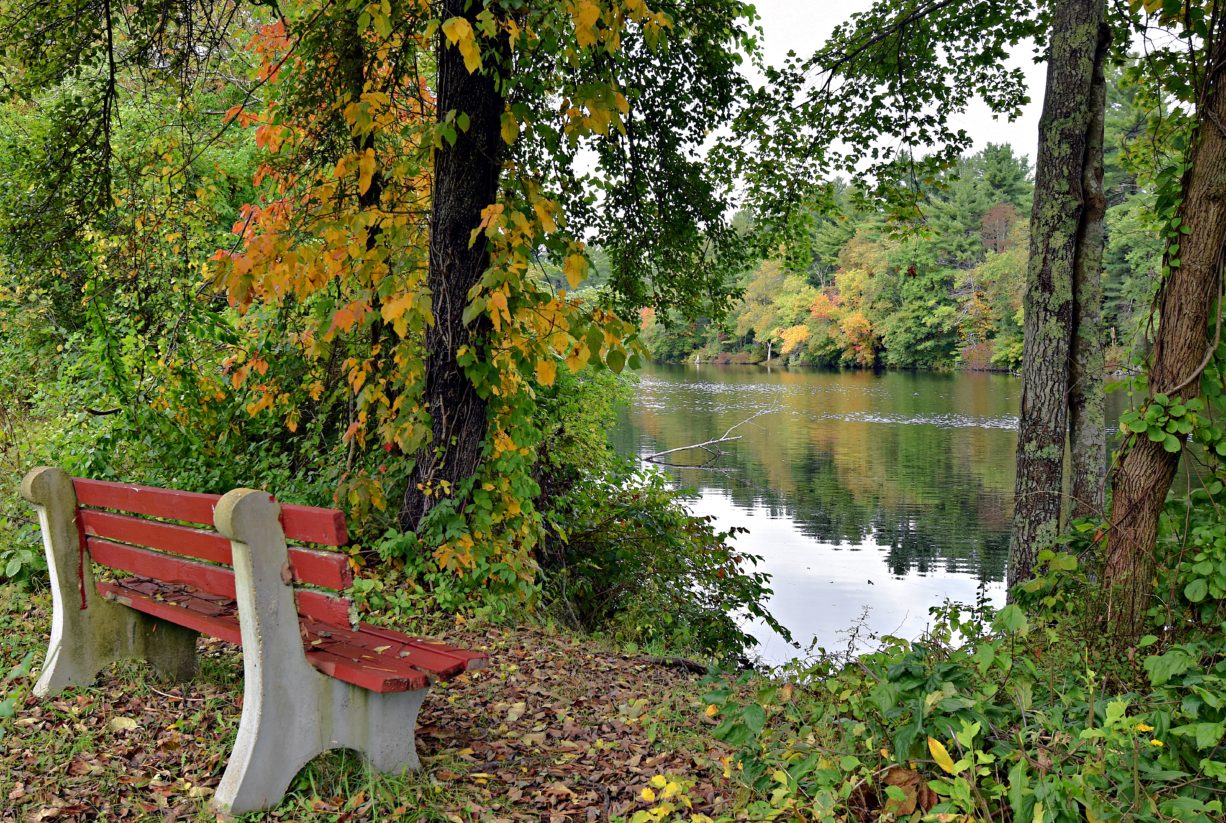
<box><xmin>22</xmin><ymin>466</ymin><xmax>486</xmax><ymax>815</ymax></box>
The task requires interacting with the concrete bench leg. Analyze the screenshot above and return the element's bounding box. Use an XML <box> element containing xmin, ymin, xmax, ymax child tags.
<box><xmin>22</xmin><ymin>467</ymin><xmax>198</xmax><ymax>696</ymax></box>
<box><xmin>212</xmin><ymin>489</ymin><xmax>427</xmax><ymax>815</ymax></box>
<box><xmin>214</xmin><ymin>673</ymin><xmax>429</xmax><ymax>814</ymax></box>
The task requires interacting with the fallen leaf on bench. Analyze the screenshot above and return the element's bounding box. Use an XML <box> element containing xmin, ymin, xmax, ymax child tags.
<box><xmin>373</xmin><ymin>644</ymin><xmax>391</xmax><ymax>654</ymax></box>
<box><xmin>107</xmin><ymin>716</ymin><xmax>138</xmax><ymax>733</ymax></box>
<box><xmin>506</xmin><ymin>701</ymin><xmax>526</xmax><ymax>723</ymax></box>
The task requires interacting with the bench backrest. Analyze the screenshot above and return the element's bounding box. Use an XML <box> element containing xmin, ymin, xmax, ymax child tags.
<box><xmin>74</xmin><ymin>477</ymin><xmax>356</xmax><ymax>626</ymax></box>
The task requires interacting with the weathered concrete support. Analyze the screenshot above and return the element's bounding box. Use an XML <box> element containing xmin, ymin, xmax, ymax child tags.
<box><xmin>212</xmin><ymin>489</ymin><xmax>428</xmax><ymax>815</ymax></box>
<box><xmin>22</xmin><ymin>466</ymin><xmax>198</xmax><ymax>696</ymax></box>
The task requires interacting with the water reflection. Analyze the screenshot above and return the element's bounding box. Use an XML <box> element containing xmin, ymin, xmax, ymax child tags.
<box><xmin>612</xmin><ymin>364</ymin><xmax>1126</xmax><ymax>664</ymax></box>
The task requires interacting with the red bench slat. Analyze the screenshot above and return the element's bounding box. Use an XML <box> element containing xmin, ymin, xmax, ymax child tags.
<box><xmin>88</xmin><ymin>538</ymin><xmax>236</xmax><ymax>599</ymax></box>
<box><xmin>97</xmin><ymin>581</ymin><xmax>421</xmax><ymax>692</ymax></box>
<box><xmin>281</xmin><ymin>504</ymin><xmax>349</xmax><ymax>547</ymax></box>
<box><xmin>359</xmin><ymin>623</ymin><xmax>488</xmax><ymax>672</ymax></box>
<box><xmin>284</xmin><ymin>545</ymin><xmax>353</xmax><ymax>592</ymax></box>
<box><xmin>99</xmin><ymin>580</ymin><xmax>243</xmax><ymax>645</ymax></box>
<box><xmin>296</xmin><ymin>590</ymin><xmax>355</xmax><ymax>628</ymax></box>
<box><xmin>303</xmin><ymin>635</ymin><xmax>434</xmax><ymax>681</ymax></box>
<box><xmin>78</xmin><ymin>509</ymin><xmax>352</xmax><ymax>591</ymax></box>
<box><xmin>301</xmin><ymin>618</ymin><xmax>470</xmax><ymax>679</ymax></box>
<box><xmin>75</xmin><ymin>478</ymin><xmax>218</xmax><ymax>526</ymax></box>
<box><xmin>80</xmin><ymin>509</ymin><xmax>231</xmax><ymax>563</ymax></box>
<box><xmin>72</xmin><ymin>477</ymin><xmax>350</xmax><ymax>546</ymax></box>
<box><xmin>305</xmin><ymin>650</ymin><xmax>427</xmax><ymax>693</ymax></box>
<box><xmin>88</xmin><ymin>542</ymin><xmax>354</xmax><ymax>627</ymax></box>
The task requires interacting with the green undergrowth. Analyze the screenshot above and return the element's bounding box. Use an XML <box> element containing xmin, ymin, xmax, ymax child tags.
<box><xmin>669</xmin><ymin>547</ymin><xmax>1226</xmax><ymax>822</ymax></box>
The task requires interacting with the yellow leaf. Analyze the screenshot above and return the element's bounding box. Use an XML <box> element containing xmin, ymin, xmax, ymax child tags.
<box><xmin>572</xmin><ymin>0</ymin><xmax>601</xmax><ymax>49</ymax></box>
<box><xmin>442</xmin><ymin>16</ymin><xmax>482</xmax><ymax>73</ymax></box>
<box><xmin>927</xmin><ymin>736</ymin><xmax>956</xmax><ymax>774</ymax></box>
<box><xmin>534</xmin><ymin>199</ymin><xmax>558</xmax><ymax>234</ymax></box>
<box><xmin>501</xmin><ymin>112</ymin><xmax>519</xmax><ymax>145</ymax></box>
<box><xmin>536</xmin><ymin>357</ymin><xmax>558</xmax><ymax>386</ymax></box>
<box><xmin>640</xmin><ymin>787</ymin><xmax>656</xmax><ymax>803</ymax></box>
<box><xmin>563</xmin><ymin>254</ymin><xmax>588</xmax><ymax>288</ymax></box>
<box><xmin>358</xmin><ymin>148</ymin><xmax>376</xmax><ymax>195</ymax></box>
<box><xmin>108</xmin><ymin>717</ymin><xmax>138</xmax><ymax>732</ymax></box>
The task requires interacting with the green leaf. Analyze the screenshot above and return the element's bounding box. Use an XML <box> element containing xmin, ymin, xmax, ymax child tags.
<box><xmin>742</xmin><ymin>703</ymin><xmax>766</xmax><ymax>734</ymax></box>
<box><xmin>606</xmin><ymin>348</ymin><xmax>626</xmax><ymax>374</ymax></box>
<box><xmin>993</xmin><ymin>604</ymin><xmax>1028</xmax><ymax>636</ymax></box>
<box><xmin>1146</xmin><ymin>650</ymin><xmax>1192</xmax><ymax>686</ymax></box>
<box><xmin>1186</xmin><ymin>578</ymin><xmax>1209</xmax><ymax>603</ymax></box>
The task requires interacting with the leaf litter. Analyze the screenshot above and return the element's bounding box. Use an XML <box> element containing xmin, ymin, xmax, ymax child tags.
<box><xmin>1</xmin><ymin>591</ymin><xmax>733</xmax><ymax>821</ymax></box>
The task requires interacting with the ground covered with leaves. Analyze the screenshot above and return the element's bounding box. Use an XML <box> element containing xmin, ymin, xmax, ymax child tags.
<box><xmin>0</xmin><ymin>588</ymin><xmax>734</xmax><ymax>821</ymax></box>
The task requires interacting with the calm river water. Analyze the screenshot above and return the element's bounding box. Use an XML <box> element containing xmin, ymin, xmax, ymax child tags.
<box><xmin>612</xmin><ymin>364</ymin><xmax>1130</xmax><ymax>665</ymax></box>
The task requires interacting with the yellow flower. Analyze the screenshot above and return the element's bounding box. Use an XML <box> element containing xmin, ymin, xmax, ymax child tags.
<box><xmin>705</xmin><ymin>704</ymin><xmax>719</xmax><ymax>718</ymax></box>
<box><xmin>1136</xmin><ymin>722</ymin><xmax>1154</xmax><ymax>732</ymax></box>
<box><xmin>1150</xmin><ymin>739</ymin><xmax>1164</xmax><ymax>747</ymax></box>
<box><xmin>641</xmin><ymin>787</ymin><xmax>656</xmax><ymax>802</ymax></box>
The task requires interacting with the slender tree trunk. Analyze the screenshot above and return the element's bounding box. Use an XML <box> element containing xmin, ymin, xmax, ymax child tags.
<box><xmin>400</xmin><ymin>1</ymin><xmax>508</xmax><ymax>529</ymax></box>
<box><xmin>1105</xmin><ymin>21</ymin><xmax>1226</xmax><ymax>635</ymax></box>
<box><xmin>1069</xmin><ymin>22</ymin><xmax>1111</xmax><ymax>520</ymax></box>
<box><xmin>1009</xmin><ymin>0</ymin><xmax>1106</xmax><ymax>588</ymax></box>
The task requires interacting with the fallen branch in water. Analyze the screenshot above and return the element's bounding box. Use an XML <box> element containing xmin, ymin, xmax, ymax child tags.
<box><xmin>643</xmin><ymin>406</ymin><xmax>780</xmax><ymax>467</ymax></box>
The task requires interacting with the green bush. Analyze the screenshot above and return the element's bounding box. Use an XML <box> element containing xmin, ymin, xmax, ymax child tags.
<box><xmin>539</xmin><ymin>459</ymin><xmax>787</xmax><ymax>662</ymax></box>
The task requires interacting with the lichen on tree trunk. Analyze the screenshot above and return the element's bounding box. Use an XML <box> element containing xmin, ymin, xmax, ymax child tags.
<box><xmin>1068</xmin><ymin>21</ymin><xmax>1110</xmax><ymax>521</ymax></box>
<box><xmin>1009</xmin><ymin>0</ymin><xmax>1107</xmax><ymax>589</ymax></box>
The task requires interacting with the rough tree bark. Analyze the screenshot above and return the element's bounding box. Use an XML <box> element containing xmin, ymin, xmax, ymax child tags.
<box><xmin>400</xmin><ymin>0</ymin><xmax>509</xmax><ymax>530</ymax></box>
<box><xmin>1069</xmin><ymin>22</ymin><xmax>1110</xmax><ymax>521</ymax></box>
<box><xmin>1105</xmin><ymin>19</ymin><xmax>1226</xmax><ymax>635</ymax></box>
<box><xmin>1009</xmin><ymin>0</ymin><xmax>1108</xmax><ymax>588</ymax></box>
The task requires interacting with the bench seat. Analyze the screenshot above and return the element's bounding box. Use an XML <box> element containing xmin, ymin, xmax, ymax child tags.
<box><xmin>98</xmin><ymin>578</ymin><xmax>484</xmax><ymax>693</ymax></box>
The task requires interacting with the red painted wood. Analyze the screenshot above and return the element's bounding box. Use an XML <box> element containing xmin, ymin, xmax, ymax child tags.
<box><xmin>97</xmin><ymin>581</ymin><xmax>420</xmax><ymax>692</ymax></box>
<box><xmin>80</xmin><ymin>509</ymin><xmax>231</xmax><ymax>563</ymax></box>
<box><xmin>300</xmin><ymin>618</ymin><xmax>468</xmax><ymax>679</ymax></box>
<box><xmin>73</xmin><ymin>477</ymin><xmax>349</xmax><ymax>546</ymax></box>
<box><xmin>78</xmin><ymin>509</ymin><xmax>351</xmax><ymax>591</ymax></box>
<box><xmin>305</xmin><ymin>650</ymin><xmax>426</xmax><ymax>692</ymax></box>
<box><xmin>358</xmin><ymin>622</ymin><xmax>487</xmax><ymax>671</ymax></box>
<box><xmin>87</xmin><ymin>538</ymin><xmax>237</xmax><ymax>600</ymax></box>
<box><xmin>301</xmin><ymin>635</ymin><xmax>433</xmax><ymax>682</ymax></box>
<box><xmin>283</xmin><ymin>546</ymin><xmax>353</xmax><ymax>591</ymax></box>
<box><xmin>98</xmin><ymin>581</ymin><xmax>243</xmax><ymax>645</ymax></box>
<box><xmin>296</xmin><ymin>590</ymin><xmax>355</xmax><ymax>628</ymax></box>
<box><xmin>75</xmin><ymin>478</ymin><xmax>217</xmax><ymax>526</ymax></box>
<box><xmin>280</xmin><ymin>504</ymin><xmax>349</xmax><ymax>547</ymax></box>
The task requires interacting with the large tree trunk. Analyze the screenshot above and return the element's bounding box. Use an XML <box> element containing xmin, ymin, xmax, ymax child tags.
<box><xmin>400</xmin><ymin>1</ymin><xmax>508</xmax><ymax>530</ymax></box>
<box><xmin>1105</xmin><ymin>21</ymin><xmax>1226</xmax><ymax>635</ymax></box>
<box><xmin>1009</xmin><ymin>0</ymin><xmax>1107</xmax><ymax>588</ymax></box>
<box><xmin>1069</xmin><ymin>21</ymin><xmax>1110</xmax><ymax>520</ymax></box>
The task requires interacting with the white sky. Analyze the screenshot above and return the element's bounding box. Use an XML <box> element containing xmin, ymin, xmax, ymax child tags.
<box><xmin>750</xmin><ymin>0</ymin><xmax>1045</xmax><ymax>164</ymax></box>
